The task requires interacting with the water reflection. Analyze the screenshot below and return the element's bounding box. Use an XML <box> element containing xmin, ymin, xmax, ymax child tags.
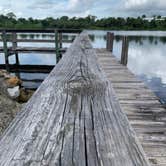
<box><xmin>127</xmin><ymin>41</ymin><xmax>166</xmax><ymax>104</ymax></box>
<box><xmin>86</xmin><ymin>30</ymin><xmax>166</xmax><ymax>104</ymax></box>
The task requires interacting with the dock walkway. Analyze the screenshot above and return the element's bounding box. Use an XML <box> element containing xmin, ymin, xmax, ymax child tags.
<box><xmin>97</xmin><ymin>48</ymin><xmax>166</xmax><ymax>166</ymax></box>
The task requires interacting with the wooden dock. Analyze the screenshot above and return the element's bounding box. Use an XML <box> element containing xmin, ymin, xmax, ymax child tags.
<box><xmin>97</xmin><ymin>49</ymin><xmax>166</xmax><ymax>166</ymax></box>
<box><xmin>0</xmin><ymin>31</ymin><xmax>165</xmax><ymax>165</ymax></box>
<box><xmin>0</xmin><ymin>33</ymin><xmax>151</xmax><ymax>166</ymax></box>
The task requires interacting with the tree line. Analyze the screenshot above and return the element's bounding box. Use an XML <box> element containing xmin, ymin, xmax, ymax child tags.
<box><xmin>0</xmin><ymin>12</ymin><xmax>166</xmax><ymax>30</ymax></box>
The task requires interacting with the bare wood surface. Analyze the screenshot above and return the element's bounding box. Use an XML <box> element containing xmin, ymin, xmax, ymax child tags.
<box><xmin>0</xmin><ymin>34</ymin><xmax>150</xmax><ymax>165</ymax></box>
<box><xmin>106</xmin><ymin>32</ymin><xmax>114</xmax><ymax>52</ymax></box>
<box><xmin>97</xmin><ymin>48</ymin><xmax>166</xmax><ymax>166</ymax></box>
<box><xmin>121</xmin><ymin>36</ymin><xmax>128</xmax><ymax>65</ymax></box>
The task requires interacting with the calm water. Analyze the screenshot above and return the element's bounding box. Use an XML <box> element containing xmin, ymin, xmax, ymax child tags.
<box><xmin>0</xmin><ymin>30</ymin><xmax>166</xmax><ymax>104</ymax></box>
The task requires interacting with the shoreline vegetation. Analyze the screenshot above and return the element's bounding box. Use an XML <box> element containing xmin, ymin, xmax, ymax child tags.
<box><xmin>0</xmin><ymin>13</ymin><xmax>166</xmax><ymax>30</ymax></box>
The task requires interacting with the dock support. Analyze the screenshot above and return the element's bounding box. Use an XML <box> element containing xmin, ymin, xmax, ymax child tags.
<box><xmin>106</xmin><ymin>32</ymin><xmax>114</xmax><ymax>52</ymax></box>
<box><xmin>55</xmin><ymin>30</ymin><xmax>60</xmax><ymax>63</ymax></box>
<box><xmin>2</xmin><ymin>30</ymin><xmax>9</xmax><ymax>71</ymax></box>
<box><xmin>59</xmin><ymin>32</ymin><xmax>62</xmax><ymax>48</ymax></box>
<box><xmin>12</xmin><ymin>32</ymin><xmax>20</xmax><ymax>78</ymax></box>
<box><xmin>59</xmin><ymin>32</ymin><xmax>63</xmax><ymax>60</ymax></box>
<box><xmin>12</xmin><ymin>32</ymin><xmax>20</xmax><ymax>65</ymax></box>
<box><xmin>121</xmin><ymin>36</ymin><xmax>128</xmax><ymax>66</ymax></box>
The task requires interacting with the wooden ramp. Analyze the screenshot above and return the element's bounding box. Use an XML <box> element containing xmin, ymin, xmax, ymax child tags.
<box><xmin>0</xmin><ymin>34</ymin><xmax>150</xmax><ymax>165</ymax></box>
<box><xmin>97</xmin><ymin>49</ymin><xmax>166</xmax><ymax>166</ymax></box>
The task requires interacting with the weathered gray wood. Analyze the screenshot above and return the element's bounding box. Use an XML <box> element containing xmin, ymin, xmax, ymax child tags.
<box><xmin>106</xmin><ymin>32</ymin><xmax>114</xmax><ymax>52</ymax></box>
<box><xmin>96</xmin><ymin>49</ymin><xmax>166</xmax><ymax>166</ymax></box>
<box><xmin>0</xmin><ymin>33</ymin><xmax>150</xmax><ymax>166</ymax></box>
<box><xmin>121</xmin><ymin>36</ymin><xmax>128</xmax><ymax>65</ymax></box>
<box><xmin>12</xmin><ymin>32</ymin><xmax>20</xmax><ymax>65</ymax></box>
<box><xmin>1</xmin><ymin>30</ymin><xmax>9</xmax><ymax>71</ymax></box>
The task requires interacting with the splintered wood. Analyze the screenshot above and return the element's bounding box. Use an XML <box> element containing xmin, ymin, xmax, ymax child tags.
<box><xmin>0</xmin><ymin>33</ymin><xmax>150</xmax><ymax>166</ymax></box>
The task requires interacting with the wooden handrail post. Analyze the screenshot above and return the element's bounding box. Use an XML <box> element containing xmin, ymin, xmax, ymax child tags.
<box><xmin>106</xmin><ymin>32</ymin><xmax>114</xmax><ymax>52</ymax></box>
<box><xmin>59</xmin><ymin>32</ymin><xmax>63</xmax><ymax>60</ymax></box>
<box><xmin>55</xmin><ymin>30</ymin><xmax>60</xmax><ymax>62</ymax></box>
<box><xmin>121</xmin><ymin>36</ymin><xmax>128</xmax><ymax>66</ymax></box>
<box><xmin>12</xmin><ymin>32</ymin><xmax>20</xmax><ymax>66</ymax></box>
<box><xmin>59</xmin><ymin>32</ymin><xmax>62</xmax><ymax>48</ymax></box>
<box><xmin>2</xmin><ymin>30</ymin><xmax>9</xmax><ymax>71</ymax></box>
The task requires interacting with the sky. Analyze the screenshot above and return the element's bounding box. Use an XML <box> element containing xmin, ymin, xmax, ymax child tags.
<box><xmin>0</xmin><ymin>0</ymin><xmax>166</xmax><ymax>19</ymax></box>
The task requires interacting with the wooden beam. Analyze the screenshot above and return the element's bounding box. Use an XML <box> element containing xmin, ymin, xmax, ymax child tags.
<box><xmin>0</xmin><ymin>39</ymin><xmax>74</xmax><ymax>43</ymax></box>
<box><xmin>0</xmin><ymin>64</ymin><xmax>54</xmax><ymax>73</ymax></box>
<box><xmin>0</xmin><ymin>33</ymin><xmax>150</xmax><ymax>166</ymax></box>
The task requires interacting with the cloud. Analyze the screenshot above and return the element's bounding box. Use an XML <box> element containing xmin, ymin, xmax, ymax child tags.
<box><xmin>0</xmin><ymin>0</ymin><xmax>166</xmax><ymax>18</ymax></box>
<box><xmin>68</xmin><ymin>0</ymin><xmax>95</xmax><ymax>13</ymax></box>
<box><xmin>29</xmin><ymin>0</ymin><xmax>55</xmax><ymax>9</ymax></box>
<box><xmin>124</xmin><ymin>0</ymin><xmax>166</xmax><ymax>16</ymax></box>
<box><xmin>128</xmin><ymin>41</ymin><xmax>166</xmax><ymax>84</ymax></box>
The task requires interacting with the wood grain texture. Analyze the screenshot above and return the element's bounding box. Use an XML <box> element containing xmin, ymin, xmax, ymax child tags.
<box><xmin>0</xmin><ymin>33</ymin><xmax>150</xmax><ymax>166</ymax></box>
<box><xmin>97</xmin><ymin>48</ymin><xmax>166</xmax><ymax>166</ymax></box>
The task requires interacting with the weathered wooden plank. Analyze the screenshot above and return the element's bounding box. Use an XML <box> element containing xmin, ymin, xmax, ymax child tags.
<box><xmin>0</xmin><ymin>33</ymin><xmax>150</xmax><ymax>165</ymax></box>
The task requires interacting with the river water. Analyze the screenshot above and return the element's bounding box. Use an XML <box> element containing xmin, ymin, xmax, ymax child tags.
<box><xmin>0</xmin><ymin>30</ymin><xmax>166</xmax><ymax>104</ymax></box>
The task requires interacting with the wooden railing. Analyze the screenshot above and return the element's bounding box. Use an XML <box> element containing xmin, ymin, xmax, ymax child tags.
<box><xmin>0</xmin><ymin>29</ymin><xmax>82</xmax><ymax>71</ymax></box>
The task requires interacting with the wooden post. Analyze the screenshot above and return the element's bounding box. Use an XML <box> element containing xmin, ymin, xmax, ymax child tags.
<box><xmin>2</xmin><ymin>30</ymin><xmax>9</xmax><ymax>71</ymax></box>
<box><xmin>55</xmin><ymin>30</ymin><xmax>60</xmax><ymax>63</ymax></box>
<box><xmin>121</xmin><ymin>36</ymin><xmax>128</xmax><ymax>66</ymax></box>
<box><xmin>12</xmin><ymin>32</ymin><xmax>20</xmax><ymax>78</ymax></box>
<box><xmin>59</xmin><ymin>32</ymin><xmax>62</xmax><ymax>48</ymax></box>
<box><xmin>12</xmin><ymin>32</ymin><xmax>20</xmax><ymax>65</ymax></box>
<box><xmin>106</xmin><ymin>32</ymin><xmax>114</xmax><ymax>52</ymax></box>
<box><xmin>59</xmin><ymin>32</ymin><xmax>63</xmax><ymax>60</ymax></box>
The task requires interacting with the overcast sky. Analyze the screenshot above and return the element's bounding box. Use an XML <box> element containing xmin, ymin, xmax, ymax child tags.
<box><xmin>0</xmin><ymin>0</ymin><xmax>166</xmax><ymax>18</ymax></box>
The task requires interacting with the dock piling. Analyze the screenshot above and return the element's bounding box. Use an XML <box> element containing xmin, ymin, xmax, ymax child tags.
<box><xmin>121</xmin><ymin>36</ymin><xmax>128</xmax><ymax>65</ymax></box>
<box><xmin>106</xmin><ymin>32</ymin><xmax>114</xmax><ymax>52</ymax></box>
